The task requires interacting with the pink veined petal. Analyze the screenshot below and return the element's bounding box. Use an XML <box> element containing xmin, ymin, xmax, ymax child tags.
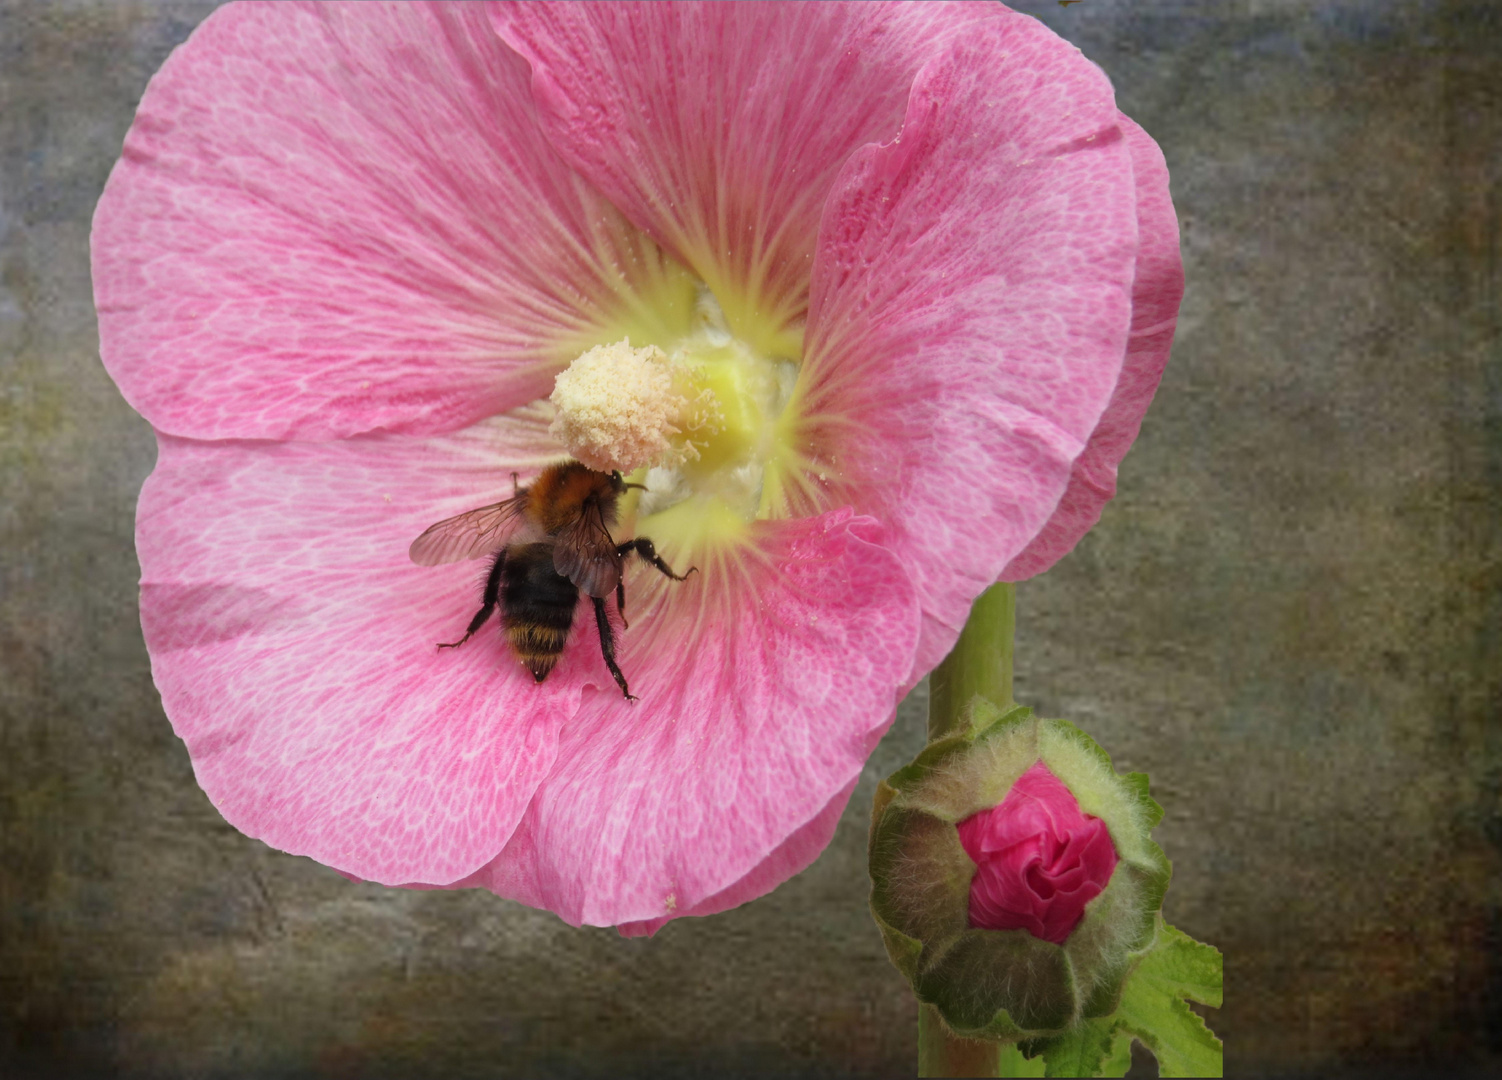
<box><xmin>971</xmin><ymin>855</ymin><xmax>1049</xmax><ymax>940</ymax></box>
<box><xmin>491</xmin><ymin>0</ymin><xmax>1000</xmax><ymax>341</ymax></box>
<box><xmin>1074</xmin><ymin>821</ymin><xmax>1119</xmax><ymax>887</ymax></box>
<box><xmin>614</xmin><ymin>776</ymin><xmax>861</xmax><ymax>938</ymax></box>
<box><xmin>995</xmin><ymin>794</ymin><xmax>1067</xmax><ymax>850</ymax></box>
<box><xmin>94</xmin><ymin>1</ymin><xmax>679</xmax><ymax>442</ymax></box>
<box><xmin>437</xmin><ymin>767</ymin><xmax>860</xmax><ymax>939</ymax></box>
<box><xmin>1002</xmin><ymin>113</ymin><xmax>1185</xmax><ymax>580</ymax></box>
<box><xmin>959</xmin><ymin>762</ymin><xmax>1118</xmax><ymax>941</ymax></box>
<box><xmin>138</xmin><ymin>409</ymin><xmax>576</xmax><ymax>885</ymax></box>
<box><xmin>456</xmin><ymin>511</ymin><xmax>920</xmax><ymax>927</ymax></box>
<box><xmin>799</xmin><ymin>13</ymin><xmax>1139</xmax><ymax>680</ymax></box>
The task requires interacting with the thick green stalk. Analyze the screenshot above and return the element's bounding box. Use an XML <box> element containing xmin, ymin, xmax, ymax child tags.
<box><xmin>917</xmin><ymin>583</ymin><xmax>1019</xmax><ymax>1077</ymax></box>
<box><xmin>919</xmin><ymin>1004</ymin><xmax>1002</xmax><ymax>1078</ymax></box>
<box><xmin>928</xmin><ymin>582</ymin><xmax>1015</xmax><ymax>740</ymax></box>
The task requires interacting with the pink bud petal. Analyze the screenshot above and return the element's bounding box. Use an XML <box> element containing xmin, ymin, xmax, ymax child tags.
<box><xmin>957</xmin><ymin>762</ymin><xmax>1119</xmax><ymax>944</ymax></box>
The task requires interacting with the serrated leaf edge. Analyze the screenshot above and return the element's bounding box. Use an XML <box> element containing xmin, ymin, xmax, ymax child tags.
<box><xmin>1112</xmin><ymin>920</ymin><xmax>1223</xmax><ymax>1078</ymax></box>
<box><xmin>1018</xmin><ymin>920</ymin><xmax>1223</xmax><ymax>1078</ymax></box>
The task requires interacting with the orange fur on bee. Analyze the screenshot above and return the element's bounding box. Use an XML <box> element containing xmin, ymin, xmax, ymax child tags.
<box><xmin>524</xmin><ymin>462</ymin><xmax>619</xmax><ymax>533</ymax></box>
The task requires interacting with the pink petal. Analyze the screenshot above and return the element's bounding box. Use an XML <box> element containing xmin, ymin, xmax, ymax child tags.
<box><xmin>1002</xmin><ymin>113</ymin><xmax>1185</xmax><ymax>580</ymax></box>
<box><xmin>491</xmin><ymin>1</ymin><xmax>998</xmax><ymax>338</ymax></box>
<box><xmin>138</xmin><ymin>411</ymin><xmax>574</xmax><ymax>885</ymax></box>
<box><xmin>457</xmin><ymin>511</ymin><xmax>920</xmax><ymax>927</ymax></box>
<box><xmin>958</xmin><ymin>763</ymin><xmax>1117</xmax><ymax>943</ymax></box>
<box><xmin>615</xmin><ymin>777</ymin><xmax>860</xmax><ymax>938</ymax></box>
<box><xmin>800</xmin><ymin>14</ymin><xmax>1139</xmax><ymax>678</ymax></box>
<box><xmin>94</xmin><ymin>2</ymin><xmax>674</xmax><ymax>441</ymax></box>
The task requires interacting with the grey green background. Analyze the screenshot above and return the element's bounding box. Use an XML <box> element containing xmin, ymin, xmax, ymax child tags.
<box><xmin>2</xmin><ymin>0</ymin><xmax>1498</xmax><ymax>1076</ymax></box>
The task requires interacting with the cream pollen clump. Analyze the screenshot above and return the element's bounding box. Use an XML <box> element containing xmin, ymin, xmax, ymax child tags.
<box><xmin>549</xmin><ymin>339</ymin><xmax>681</xmax><ymax>473</ymax></box>
<box><xmin>548</xmin><ymin>338</ymin><xmax>726</xmax><ymax>476</ymax></box>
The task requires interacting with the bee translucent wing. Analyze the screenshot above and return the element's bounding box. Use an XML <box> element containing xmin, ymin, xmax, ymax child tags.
<box><xmin>409</xmin><ymin>493</ymin><xmax>528</xmax><ymax>566</ymax></box>
<box><xmin>553</xmin><ymin>497</ymin><xmax>622</xmax><ymax>597</ymax></box>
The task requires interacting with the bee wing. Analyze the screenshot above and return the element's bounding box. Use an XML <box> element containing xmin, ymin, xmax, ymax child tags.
<box><xmin>552</xmin><ymin>497</ymin><xmax>622</xmax><ymax>598</ymax></box>
<box><xmin>409</xmin><ymin>493</ymin><xmax>529</xmax><ymax>566</ymax></box>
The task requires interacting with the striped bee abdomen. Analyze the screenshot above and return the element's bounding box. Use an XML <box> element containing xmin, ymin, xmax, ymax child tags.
<box><xmin>500</xmin><ymin>542</ymin><xmax>580</xmax><ymax>682</ymax></box>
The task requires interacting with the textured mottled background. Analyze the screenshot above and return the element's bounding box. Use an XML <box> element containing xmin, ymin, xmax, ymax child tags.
<box><xmin>2</xmin><ymin>1</ymin><xmax>1498</xmax><ymax>1076</ymax></box>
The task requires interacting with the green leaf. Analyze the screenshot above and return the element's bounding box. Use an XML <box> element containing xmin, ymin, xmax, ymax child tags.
<box><xmin>1098</xmin><ymin>1031</ymin><xmax>1134</xmax><ymax>1077</ymax></box>
<box><xmin>968</xmin><ymin>700</ymin><xmax>1034</xmax><ymax>741</ymax></box>
<box><xmin>870</xmin><ymin>908</ymin><xmax>925</xmax><ymax>983</ymax></box>
<box><xmin>1114</xmin><ymin>921</ymin><xmax>1223</xmax><ymax>1077</ymax></box>
<box><xmin>1035</xmin><ymin>1015</ymin><xmax>1116</xmax><ymax>1078</ymax></box>
<box><xmin>1038</xmin><ymin>716</ymin><xmax>1117</xmax><ymax>773</ymax></box>
<box><xmin>1121</xmin><ymin>771</ymin><xmax>1165</xmax><ymax>828</ymax></box>
<box><xmin>916</xmin><ymin>928</ymin><xmax>1076</xmax><ymax>1035</ymax></box>
<box><xmin>1018</xmin><ymin>921</ymin><xmax>1221</xmax><ymax>1077</ymax></box>
<box><xmin>1132</xmin><ymin>921</ymin><xmax>1223</xmax><ymax>1009</ymax></box>
<box><xmin>868</xmin><ymin>808</ymin><xmax>972</xmax><ymax>954</ymax></box>
<box><xmin>883</xmin><ymin>732</ymin><xmax>976</xmax><ymax>794</ymax></box>
<box><xmin>998</xmin><ymin>1041</ymin><xmax>1047</xmax><ymax>1077</ymax></box>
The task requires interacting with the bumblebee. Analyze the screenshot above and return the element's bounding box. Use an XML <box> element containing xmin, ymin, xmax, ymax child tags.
<box><xmin>410</xmin><ymin>462</ymin><xmax>694</xmax><ymax>700</ymax></box>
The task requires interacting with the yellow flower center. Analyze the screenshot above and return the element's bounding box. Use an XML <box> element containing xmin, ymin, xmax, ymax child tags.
<box><xmin>551</xmin><ymin>288</ymin><xmax>804</xmax><ymax>539</ymax></box>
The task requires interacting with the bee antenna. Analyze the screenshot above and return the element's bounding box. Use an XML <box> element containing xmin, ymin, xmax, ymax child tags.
<box><xmin>622</xmin><ymin>482</ymin><xmax>648</xmax><ymax>492</ymax></box>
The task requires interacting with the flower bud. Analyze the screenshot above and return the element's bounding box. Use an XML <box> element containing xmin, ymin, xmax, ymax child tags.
<box><xmin>958</xmin><ymin>761</ymin><xmax>1118</xmax><ymax>944</ymax></box>
<box><xmin>868</xmin><ymin>701</ymin><xmax>1171</xmax><ymax>1041</ymax></box>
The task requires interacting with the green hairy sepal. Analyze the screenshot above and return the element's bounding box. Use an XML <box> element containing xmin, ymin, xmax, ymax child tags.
<box><xmin>868</xmin><ymin>698</ymin><xmax>1223</xmax><ymax>1075</ymax></box>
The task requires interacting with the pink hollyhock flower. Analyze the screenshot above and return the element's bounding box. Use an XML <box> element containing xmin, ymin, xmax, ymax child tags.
<box><xmin>957</xmin><ymin>761</ymin><xmax>1119</xmax><ymax>944</ymax></box>
<box><xmin>92</xmin><ymin>2</ymin><xmax>1181</xmax><ymax>931</ymax></box>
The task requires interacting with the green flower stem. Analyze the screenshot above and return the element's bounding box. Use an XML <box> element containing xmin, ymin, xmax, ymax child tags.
<box><xmin>918</xmin><ymin>1004</ymin><xmax>1002</xmax><ymax>1078</ymax></box>
<box><xmin>917</xmin><ymin>582</ymin><xmax>1019</xmax><ymax>1077</ymax></box>
<box><xmin>929</xmin><ymin>582</ymin><xmax>1016</xmax><ymax>740</ymax></box>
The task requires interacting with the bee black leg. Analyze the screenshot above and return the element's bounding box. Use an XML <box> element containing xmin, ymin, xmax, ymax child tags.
<box><xmin>616</xmin><ymin>537</ymin><xmax>698</xmax><ymax>582</ymax></box>
<box><xmin>616</xmin><ymin>579</ymin><xmax>628</xmax><ymax>629</ymax></box>
<box><xmin>592</xmin><ymin>595</ymin><xmax>636</xmax><ymax>701</ymax></box>
<box><xmin>439</xmin><ymin>549</ymin><xmax>506</xmax><ymax>649</ymax></box>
